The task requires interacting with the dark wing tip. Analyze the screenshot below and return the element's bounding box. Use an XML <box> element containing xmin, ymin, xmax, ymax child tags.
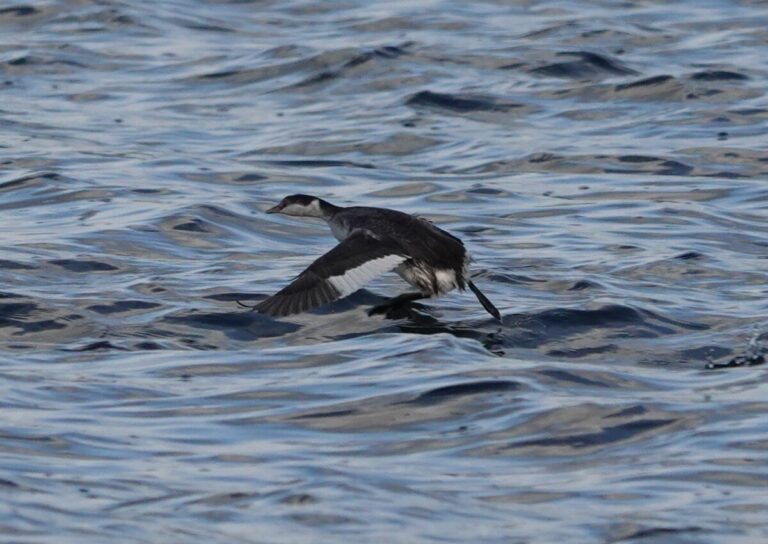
<box><xmin>255</xmin><ymin>280</ymin><xmax>341</xmax><ymax>317</ymax></box>
<box><xmin>254</xmin><ymin>296</ymin><xmax>288</xmax><ymax>317</ymax></box>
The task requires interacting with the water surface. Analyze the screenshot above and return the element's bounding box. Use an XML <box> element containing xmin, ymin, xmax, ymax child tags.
<box><xmin>1</xmin><ymin>1</ymin><xmax>767</xmax><ymax>542</ymax></box>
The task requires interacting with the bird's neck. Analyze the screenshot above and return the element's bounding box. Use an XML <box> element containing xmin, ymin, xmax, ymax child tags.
<box><xmin>316</xmin><ymin>199</ymin><xmax>342</xmax><ymax>220</ymax></box>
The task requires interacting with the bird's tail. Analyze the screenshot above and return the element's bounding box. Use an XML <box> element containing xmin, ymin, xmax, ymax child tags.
<box><xmin>468</xmin><ymin>280</ymin><xmax>501</xmax><ymax>321</ymax></box>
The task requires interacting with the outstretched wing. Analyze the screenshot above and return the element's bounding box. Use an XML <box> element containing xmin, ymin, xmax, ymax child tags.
<box><xmin>255</xmin><ymin>230</ymin><xmax>407</xmax><ymax>317</ymax></box>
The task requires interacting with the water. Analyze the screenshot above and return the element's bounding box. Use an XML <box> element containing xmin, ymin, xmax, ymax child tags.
<box><xmin>1</xmin><ymin>1</ymin><xmax>768</xmax><ymax>541</ymax></box>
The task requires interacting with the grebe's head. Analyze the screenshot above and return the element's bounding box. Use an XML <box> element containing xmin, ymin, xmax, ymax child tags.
<box><xmin>266</xmin><ymin>194</ymin><xmax>326</xmax><ymax>218</ymax></box>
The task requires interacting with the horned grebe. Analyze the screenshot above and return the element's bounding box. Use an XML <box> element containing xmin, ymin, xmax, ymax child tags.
<box><xmin>242</xmin><ymin>194</ymin><xmax>501</xmax><ymax>320</ymax></box>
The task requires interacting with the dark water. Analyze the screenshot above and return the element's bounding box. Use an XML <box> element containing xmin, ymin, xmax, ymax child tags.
<box><xmin>2</xmin><ymin>1</ymin><xmax>768</xmax><ymax>541</ymax></box>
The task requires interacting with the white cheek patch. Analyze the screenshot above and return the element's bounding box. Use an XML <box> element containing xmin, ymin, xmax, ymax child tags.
<box><xmin>281</xmin><ymin>203</ymin><xmax>302</xmax><ymax>215</ymax></box>
<box><xmin>327</xmin><ymin>254</ymin><xmax>406</xmax><ymax>297</ymax></box>
<box><xmin>307</xmin><ymin>199</ymin><xmax>322</xmax><ymax>216</ymax></box>
<box><xmin>282</xmin><ymin>200</ymin><xmax>322</xmax><ymax>217</ymax></box>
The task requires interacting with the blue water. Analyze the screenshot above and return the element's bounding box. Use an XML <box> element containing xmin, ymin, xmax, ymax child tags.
<box><xmin>1</xmin><ymin>1</ymin><xmax>767</xmax><ymax>542</ymax></box>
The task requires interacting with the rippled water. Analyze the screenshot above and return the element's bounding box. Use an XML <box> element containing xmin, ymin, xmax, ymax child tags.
<box><xmin>2</xmin><ymin>1</ymin><xmax>768</xmax><ymax>542</ymax></box>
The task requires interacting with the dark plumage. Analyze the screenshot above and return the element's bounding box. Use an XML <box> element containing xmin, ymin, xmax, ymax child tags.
<box><xmin>244</xmin><ymin>195</ymin><xmax>501</xmax><ymax>320</ymax></box>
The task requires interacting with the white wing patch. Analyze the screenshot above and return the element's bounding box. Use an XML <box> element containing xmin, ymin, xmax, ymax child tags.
<box><xmin>327</xmin><ymin>254</ymin><xmax>406</xmax><ymax>297</ymax></box>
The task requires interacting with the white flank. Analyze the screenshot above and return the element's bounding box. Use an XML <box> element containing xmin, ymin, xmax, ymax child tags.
<box><xmin>435</xmin><ymin>269</ymin><xmax>457</xmax><ymax>293</ymax></box>
<box><xmin>327</xmin><ymin>254</ymin><xmax>406</xmax><ymax>297</ymax></box>
<box><xmin>329</xmin><ymin>220</ymin><xmax>349</xmax><ymax>241</ymax></box>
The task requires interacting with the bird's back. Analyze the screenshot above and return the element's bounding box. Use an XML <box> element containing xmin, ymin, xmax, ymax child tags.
<box><xmin>333</xmin><ymin>206</ymin><xmax>468</xmax><ymax>274</ymax></box>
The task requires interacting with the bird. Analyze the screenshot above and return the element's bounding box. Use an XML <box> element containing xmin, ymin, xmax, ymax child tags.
<box><xmin>241</xmin><ymin>194</ymin><xmax>501</xmax><ymax>320</ymax></box>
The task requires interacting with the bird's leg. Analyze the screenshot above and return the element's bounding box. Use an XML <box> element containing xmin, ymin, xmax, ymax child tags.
<box><xmin>368</xmin><ymin>292</ymin><xmax>427</xmax><ymax>316</ymax></box>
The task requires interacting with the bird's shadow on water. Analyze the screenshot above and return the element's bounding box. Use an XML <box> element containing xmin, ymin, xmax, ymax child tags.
<box><xmin>198</xmin><ymin>289</ymin><xmax>754</xmax><ymax>365</ymax></box>
<box><xmin>308</xmin><ymin>291</ymin><xmax>621</xmax><ymax>357</ymax></box>
<box><xmin>202</xmin><ymin>289</ymin><xmax>507</xmax><ymax>352</ymax></box>
<box><xmin>163</xmin><ymin>309</ymin><xmax>300</xmax><ymax>341</ymax></box>
<box><xmin>369</xmin><ymin>304</ymin><xmax>509</xmax><ymax>355</ymax></box>
<box><xmin>297</xmin><ymin>289</ymin><xmax>509</xmax><ymax>355</ymax></box>
<box><xmin>206</xmin><ymin>290</ymin><xmax>592</xmax><ymax>354</ymax></box>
